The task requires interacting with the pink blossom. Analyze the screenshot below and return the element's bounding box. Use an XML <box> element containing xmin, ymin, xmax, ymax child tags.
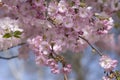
<box><xmin>63</xmin><ymin>15</ymin><xmax>74</xmax><ymax>28</ymax></box>
<box><xmin>58</xmin><ymin>0</ymin><xmax>68</xmax><ymax>13</ymax></box>
<box><xmin>99</xmin><ymin>55</ymin><xmax>118</xmax><ymax>71</ymax></box>
<box><xmin>51</xmin><ymin>68</ymin><xmax>60</xmax><ymax>74</ymax></box>
<box><xmin>48</xmin><ymin>1</ymin><xmax>58</xmax><ymax>16</ymax></box>
<box><xmin>61</xmin><ymin>64</ymin><xmax>72</xmax><ymax>73</ymax></box>
<box><xmin>79</xmin><ymin>7</ymin><xmax>90</xmax><ymax>18</ymax></box>
<box><xmin>92</xmin><ymin>13</ymin><xmax>114</xmax><ymax>35</ymax></box>
<box><xmin>102</xmin><ymin>76</ymin><xmax>112</xmax><ymax>80</ymax></box>
<box><xmin>53</xmin><ymin>14</ymin><xmax>64</xmax><ymax>25</ymax></box>
<box><xmin>45</xmin><ymin>59</ymin><xmax>60</xmax><ymax>74</ymax></box>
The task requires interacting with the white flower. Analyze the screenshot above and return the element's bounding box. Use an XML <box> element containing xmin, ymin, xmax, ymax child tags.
<box><xmin>63</xmin><ymin>16</ymin><xmax>74</xmax><ymax>28</ymax></box>
<box><xmin>58</xmin><ymin>0</ymin><xmax>67</xmax><ymax>13</ymax></box>
<box><xmin>53</xmin><ymin>44</ymin><xmax>62</xmax><ymax>53</ymax></box>
<box><xmin>0</xmin><ymin>17</ymin><xmax>23</xmax><ymax>32</ymax></box>
<box><xmin>48</xmin><ymin>1</ymin><xmax>58</xmax><ymax>16</ymax></box>
<box><xmin>54</xmin><ymin>14</ymin><xmax>64</xmax><ymax>25</ymax></box>
<box><xmin>79</xmin><ymin>7</ymin><xmax>89</xmax><ymax>18</ymax></box>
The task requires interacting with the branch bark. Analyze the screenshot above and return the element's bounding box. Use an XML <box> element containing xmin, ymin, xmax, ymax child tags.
<box><xmin>64</xmin><ymin>74</ymin><xmax>68</xmax><ymax>80</ymax></box>
<box><xmin>0</xmin><ymin>55</ymin><xmax>18</xmax><ymax>60</ymax></box>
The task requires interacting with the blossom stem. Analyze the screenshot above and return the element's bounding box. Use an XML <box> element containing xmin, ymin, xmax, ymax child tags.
<box><xmin>79</xmin><ymin>36</ymin><xmax>103</xmax><ymax>56</ymax></box>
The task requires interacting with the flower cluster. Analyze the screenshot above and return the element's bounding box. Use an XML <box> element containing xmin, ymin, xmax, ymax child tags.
<box><xmin>0</xmin><ymin>0</ymin><xmax>115</xmax><ymax>52</ymax></box>
<box><xmin>61</xmin><ymin>64</ymin><xmax>71</xmax><ymax>74</ymax></box>
<box><xmin>0</xmin><ymin>17</ymin><xmax>23</xmax><ymax>33</ymax></box>
<box><xmin>28</xmin><ymin>36</ymin><xmax>71</xmax><ymax>74</ymax></box>
<box><xmin>22</xmin><ymin>0</ymin><xmax>116</xmax><ymax>75</ymax></box>
<box><xmin>99</xmin><ymin>55</ymin><xmax>119</xmax><ymax>80</ymax></box>
<box><xmin>99</xmin><ymin>55</ymin><xmax>118</xmax><ymax>71</ymax></box>
<box><xmin>46</xmin><ymin>59</ymin><xmax>60</xmax><ymax>74</ymax></box>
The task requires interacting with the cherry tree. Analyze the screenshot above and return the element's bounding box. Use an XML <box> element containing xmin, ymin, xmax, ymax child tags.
<box><xmin>0</xmin><ymin>0</ymin><xmax>120</xmax><ymax>80</ymax></box>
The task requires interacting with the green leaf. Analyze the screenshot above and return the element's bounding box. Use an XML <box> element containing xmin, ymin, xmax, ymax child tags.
<box><xmin>14</xmin><ymin>35</ymin><xmax>20</xmax><ymax>38</ymax></box>
<box><xmin>13</xmin><ymin>31</ymin><xmax>22</xmax><ymax>38</ymax></box>
<box><xmin>13</xmin><ymin>31</ymin><xmax>22</xmax><ymax>35</ymax></box>
<box><xmin>3</xmin><ymin>33</ymin><xmax>12</xmax><ymax>38</ymax></box>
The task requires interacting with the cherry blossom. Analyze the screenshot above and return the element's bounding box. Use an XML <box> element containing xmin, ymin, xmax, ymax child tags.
<box><xmin>58</xmin><ymin>0</ymin><xmax>68</xmax><ymax>13</ymax></box>
<box><xmin>0</xmin><ymin>17</ymin><xmax>23</xmax><ymax>32</ymax></box>
<box><xmin>61</xmin><ymin>64</ymin><xmax>72</xmax><ymax>74</ymax></box>
<box><xmin>102</xmin><ymin>76</ymin><xmax>112</xmax><ymax>80</ymax></box>
<box><xmin>99</xmin><ymin>55</ymin><xmax>118</xmax><ymax>71</ymax></box>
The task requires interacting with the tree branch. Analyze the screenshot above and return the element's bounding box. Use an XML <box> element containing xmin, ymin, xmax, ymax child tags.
<box><xmin>0</xmin><ymin>55</ymin><xmax>18</xmax><ymax>60</ymax></box>
<box><xmin>79</xmin><ymin>36</ymin><xmax>103</xmax><ymax>56</ymax></box>
<box><xmin>64</xmin><ymin>74</ymin><xmax>68</xmax><ymax>80</ymax></box>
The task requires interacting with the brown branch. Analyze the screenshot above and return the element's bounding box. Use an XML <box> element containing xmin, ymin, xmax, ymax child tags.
<box><xmin>79</xmin><ymin>36</ymin><xmax>103</xmax><ymax>56</ymax></box>
<box><xmin>0</xmin><ymin>55</ymin><xmax>18</xmax><ymax>60</ymax></box>
<box><xmin>64</xmin><ymin>74</ymin><xmax>68</xmax><ymax>80</ymax></box>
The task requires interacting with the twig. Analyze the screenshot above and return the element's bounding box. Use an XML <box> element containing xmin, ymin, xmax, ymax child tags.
<box><xmin>79</xmin><ymin>36</ymin><xmax>103</xmax><ymax>56</ymax></box>
<box><xmin>0</xmin><ymin>55</ymin><xmax>18</xmax><ymax>60</ymax></box>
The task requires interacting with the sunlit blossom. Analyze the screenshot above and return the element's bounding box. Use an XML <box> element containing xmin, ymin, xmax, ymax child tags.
<box><xmin>99</xmin><ymin>55</ymin><xmax>118</xmax><ymax>71</ymax></box>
